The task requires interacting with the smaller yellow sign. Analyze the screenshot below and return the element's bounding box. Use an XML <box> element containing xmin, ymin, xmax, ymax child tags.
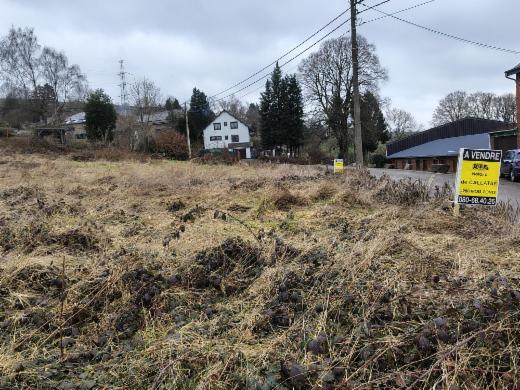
<box><xmin>334</xmin><ymin>159</ymin><xmax>344</xmax><ymax>173</ymax></box>
<box><xmin>455</xmin><ymin>149</ymin><xmax>502</xmax><ymax>206</ymax></box>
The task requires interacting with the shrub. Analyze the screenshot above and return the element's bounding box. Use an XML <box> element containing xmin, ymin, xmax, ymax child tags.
<box><xmin>0</xmin><ymin>128</ymin><xmax>13</xmax><ymax>137</ymax></box>
<box><xmin>369</xmin><ymin>153</ymin><xmax>387</xmax><ymax>168</ymax></box>
<box><xmin>368</xmin><ymin>143</ymin><xmax>388</xmax><ymax>168</ymax></box>
<box><xmin>155</xmin><ymin>131</ymin><xmax>189</xmax><ymax>160</ymax></box>
<box><xmin>193</xmin><ymin>149</ymin><xmax>238</xmax><ymax>165</ymax></box>
<box><xmin>375</xmin><ymin>176</ymin><xmax>430</xmax><ymax>206</ymax></box>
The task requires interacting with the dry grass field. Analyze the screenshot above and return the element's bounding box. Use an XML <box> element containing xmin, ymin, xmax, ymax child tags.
<box><xmin>0</xmin><ymin>147</ymin><xmax>519</xmax><ymax>389</ymax></box>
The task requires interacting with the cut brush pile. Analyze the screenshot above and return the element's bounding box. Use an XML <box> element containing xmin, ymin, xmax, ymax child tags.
<box><xmin>0</xmin><ymin>154</ymin><xmax>519</xmax><ymax>389</ymax></box>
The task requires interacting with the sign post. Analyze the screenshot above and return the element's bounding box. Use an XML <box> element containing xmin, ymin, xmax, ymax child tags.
<box><xmin>454</xmin><ymin>149</ymin><xmax>502</xmax><ymax>214</ymax></box>
<box><xmin>334</xmin><ymin>159</ymin><xmax>344</xmax><ymax>174</ymax></box>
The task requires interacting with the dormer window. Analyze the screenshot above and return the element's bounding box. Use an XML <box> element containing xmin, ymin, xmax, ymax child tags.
<box><xmin>213</xmin><ymin>123</ymin><xmax>221</xmax><ymax>130</ymax></box>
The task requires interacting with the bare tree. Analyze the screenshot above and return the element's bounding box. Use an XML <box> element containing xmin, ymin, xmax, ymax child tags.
<box><xmin>131</xmin><ymin>77</ymin><xmax>162</xmax><ymax>150</ymax></box>
<box><xmin>298</xmin><ymin>35</ymin><xmax>387</xmax><ymax>160</ymax></box>
<box><xmin>216</xmin><ymin>96</ymin><xmax>247</xmax><ymax>122</ymax></box>
<box><xmin>0</xmin><ymin>27</ymin><xmax>40</xmax><ymax>97</ymax></box>
<box><xmin>431</xmin><ymin>91</ymin><xmax>469</xmax><ymax>126</ymax></box>
<box><xmin>493</xmin><ymin>93</ymin><xmax>516</xmax><ymax>124</ymax></box>
<box><xmin>432</xmin><ymin>90</ymin><xmax>517</xmax><ymax>126</ymax></box>
<box><xmin>40</xmin><ymin>47</ymin><xmax>87</xmax><ymax>122</ymax></box>
<box><xmin>0</xmin><ymin>26</ymin><xmax>88</xmax><ymax>126</ymax></box>
<box><xmin>386</xmin><ymin>108</ymin><xmax>420</xmax><ymax>141</ymax></box>
<box><xmin>467</xmin><ymin>92</ymin><xmax>495</xmax><ymax>119</ymax></box>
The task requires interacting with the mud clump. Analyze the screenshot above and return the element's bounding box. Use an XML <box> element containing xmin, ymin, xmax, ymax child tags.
<box><xmin>182</xmin><ymin>237</ymin><xmax>263</xmax><ymax>295</ymax></box>
<box><xmin>7</xmin><ymin>264</ymin><xmax>63</xmax><ymax>293</ymax></box>
<box><xmin>254</xmin><ymin>272</ymin><xmax>306</xmax><ymax>333</ymax></box>
<box><xmin>112</xmin><ymin>268</ymin><xmax>165</xmax><ymax>338</ymax></box>
<box><xmin>181</xmin><ymin>206</ymin><xmax>205</xmax><ymax>223</ymax></box>
<box><xmin>271</xmin><ymin>188</ymin><xmax>306</xmax><ymax>211</ymax></box>
<box><xmin>167</xmin><ymin>200</ymin><xmax>186</xmax><ymax>213</ymax></box>
<box><xmin>54</xmin><ymin>228</ymin><xmax>103</xmax><ymax>253</ymax></box>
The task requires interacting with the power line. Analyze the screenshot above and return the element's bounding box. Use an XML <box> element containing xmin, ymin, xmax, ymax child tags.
<box><xmin>238</xmin><ymin>0</ymin><xmax>434</xmax><ymax>103</ymax></box>
<box><xmin>358</xmin><ymin>0</ymin><xmax>435</xmax><ymax>26</ymax></box>
<box><xmin>188</xmin><ymin>0</ymin><xmax>435</xmax><ymax>111</ymax></box>
<box><xmin>194</xmin><ymin>0</ymin><xmax>435</xmax><ymax>109</ymax></box>
<box><xmin>209</xmin><ymin>8</ymin><xmax>352</xmax><ymax>99</ymax></box>
<box><xmin>360</xmin><ymin>2</ymin><xmax>520</xmax><ymax>55</ymax></box>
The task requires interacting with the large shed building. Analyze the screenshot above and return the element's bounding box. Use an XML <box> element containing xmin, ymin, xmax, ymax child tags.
<box><xmin>387</xmin><ymin>118</ymin><xmax>512</xmax><ymax>173</ymax></box>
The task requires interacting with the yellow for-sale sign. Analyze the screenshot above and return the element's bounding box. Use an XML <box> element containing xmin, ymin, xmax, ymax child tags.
<box><xmin>334</xmin><ymin>159</ymin><xmax>344</xmax><ymax>173</ymax></box>
<box><xmin>455</xmin><ymin>149</ymin><xmax>502</xmax><ymax>206</ymax></box>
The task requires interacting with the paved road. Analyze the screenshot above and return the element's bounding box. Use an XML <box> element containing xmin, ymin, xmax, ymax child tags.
<box><xmin>369</xmin><ymin>168</ymin><xmax>520</xmax><ymax>205</ymax></box>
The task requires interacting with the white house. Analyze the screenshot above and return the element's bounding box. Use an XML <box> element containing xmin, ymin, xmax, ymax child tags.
<box><xmin>203</xmin><ymin>111</ymin><xmax>252</xmax><ymax>159</ymax></box>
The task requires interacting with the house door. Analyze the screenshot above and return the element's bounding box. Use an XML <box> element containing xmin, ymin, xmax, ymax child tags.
<box><xmin>236</xmin><ymin>149</ymin><xmax>246</xmax><ymax>160</ymax></box>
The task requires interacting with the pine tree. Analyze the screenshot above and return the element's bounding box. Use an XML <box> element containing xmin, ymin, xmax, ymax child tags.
<box><xmin>165</xmin><ymin>98</ymin><xmax>173</xmax><ymax>111</ymax></box>
<box><xmin>260</xmin><ymin>64</ymin><xmax>304</xmax><ymax>155</ymax></box>
<box><xmin>359</xmin><ymin>92</ymin><xmax>389</xmax><ymax>155</ymax></box>
<box><xmin>283</xmin><ymin>75</ymin><xmax>304</xmax><ymax>155</ymax></box>
<box><xmin>188</xmin><ymin>88</ymin><xmax>213</xmax><ymax>142</ymax></box>
<box><xmin>260</xmin><ymin>80</ymin><xmax>275</xmax><ymax>150</ymax></box>
<box><xmin>172</xmin><ymin>98</ymin><xmax>182</xmax><ymax>110</ymax></box>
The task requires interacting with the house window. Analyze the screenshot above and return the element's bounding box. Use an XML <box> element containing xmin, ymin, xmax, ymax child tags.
<box><xmin>231</xmin><ymin>135</ymin><xmax>239</xmax><ymax>142</ymax></box>
<box><xmin>210</xmin><ymin>136</ymin><xmax>222</xmax><ymax>141</ymax></box>
<box><xmin>230</xmin><ymin>121</ymin><xmax>238</xmax><ymax>129</ymax></box>
<box><xmin>213</xmin><ymin>123</ymin><xmax>221</xmax><ymax>130</ymax></box>
<box><xmin>224</xmin><ymin>122</ymin><xmax>228</xmax><ymax>126</ymax></box>
<box><xmin>225</xmin><ymin>136</ymin><xmax>228</xmax><ymax>140</ymax></box>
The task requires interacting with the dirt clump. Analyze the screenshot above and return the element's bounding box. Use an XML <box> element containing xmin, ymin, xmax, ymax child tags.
<box><xmin>271</xmin><ymin>188</ymin><xmax>307</xmax><ymax>211</ymax></box>
<box><xmin>179</xmin><ymin>237</ymin><xmax>263</xmax><ymax>295</ymax></box>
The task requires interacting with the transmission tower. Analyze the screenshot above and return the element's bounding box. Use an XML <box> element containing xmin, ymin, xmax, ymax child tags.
<box><xmin>118</xmin><ymin>60</ymin><xmax>128</xmax><ymax>115</ymax></box>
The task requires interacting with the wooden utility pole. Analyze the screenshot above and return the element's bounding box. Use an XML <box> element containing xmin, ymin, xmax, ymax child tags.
<box><xmin>185</xmin><ymin>102</ymin><xmax>192</xmax><ymax>159</ymax></box>
<box><xmin>350</xmin><ymin>0</ymin><xmax>364</xmax><ymax>166</ymax></box>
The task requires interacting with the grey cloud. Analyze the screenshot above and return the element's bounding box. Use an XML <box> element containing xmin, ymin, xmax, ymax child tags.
<box><xmin>1</xmin><ymin>0</ymin><xmax>519</xmax><ymax>124</ymax></box>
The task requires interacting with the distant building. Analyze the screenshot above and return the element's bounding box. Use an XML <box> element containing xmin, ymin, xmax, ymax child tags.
<box><xmin>203</xmin><ymin>111</ymin><xmax>252</xmax><ymax>159</ymax></box>
<box><xmin>387</xmin><ymin>118</ymin><xmax>513</xmax><ymax>172</ymax></box>
<box><xmin>64</xmin><ymin>112</ymin><xmax>87</xmax><ymax>139</ymax></box>
<box><xmin>137</xmin><ymin>110</ymin><xmax>183</xmax><ymax>133</ymax></box>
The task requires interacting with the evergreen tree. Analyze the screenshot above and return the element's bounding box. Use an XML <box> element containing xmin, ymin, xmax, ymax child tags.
<box><xmin>165</xmin><ymin>97</ymin><xmax>174</xmax><ymax>111</ymax></box>
<box><xmin>85</xmin><ymin>89</ymin><xmax>117</xmax><ymax>143</ymax></box>
<box><xmin>165</xmin><ymin>97</ymin><xmax>182</xmax><ymax>111</ymax></box>
<box><xmin>172</xmin><ymin>98</ymin><xmax>182</xmax><ymax>110</ymax></box>
<box><xmin>259</xmin><ymin>63</ymin><xmax>304</xmax><ymax>154</ymax></box>
<box><xmin>359</xmin><ymin>92</ymin><xmax>389</xmax><ymax>155</ymax></box>
<box><xmin>283</xmin><ymin>75</ymin><xmax>304</xmax><ymax>155</ymax></box>
<box><xmin>260</xmin><ymin>79</ymin><xmax>275</xmax><ymax>150</ymax></box>
<box><xmin>188</xmin><ymin>88</ymin><xmax>213</xmax><ymax>142</ymax></box>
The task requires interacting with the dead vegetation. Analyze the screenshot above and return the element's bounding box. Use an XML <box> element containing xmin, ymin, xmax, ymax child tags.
<box><xmin>0</xmin><ymin>156</ymin><xmax>519</xmax><ymax>389</ymax></box>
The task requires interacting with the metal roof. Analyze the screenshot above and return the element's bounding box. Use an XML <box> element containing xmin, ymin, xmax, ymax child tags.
<box><xmin>505</xmin><ymin>63</ymin><xmax>520</xmax><ymax>77</ymax></box>
<box><xmin>386</xmin><ymin>117</ymin><xmax>509</xmax><ymax>156</ymax></box>
<box><xmin>64</xmin><ymin>112</ymin><xmax>86</xmax><ymax>124</ymax></box>
<box><xmin>387</xmin><ymin>133</ymin><xmax>490</xmax><ymax>159</ymax></box>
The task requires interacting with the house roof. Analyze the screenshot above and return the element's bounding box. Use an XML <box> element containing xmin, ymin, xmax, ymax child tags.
<box><xmin>505</xmin><ymin>63</ymin><xmax>520</xmax><ymax>77</ymax></box>
<box><xmin>204</xmin><ymin>111</ymin><xmax>249</xmax><ymax>132</ymax></box>
<box><xmin>387</xmin><ymin>133</ymin><xmax>490</xmax><ymax>159</ymax></box>
<box><xmin>64</xmin><ymin>112</ymin><xmax>86</xmax><ymax>124</ymax></box>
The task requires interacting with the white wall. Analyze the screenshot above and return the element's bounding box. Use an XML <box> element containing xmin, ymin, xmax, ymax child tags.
<box><xmin>203</xmin><ymin>112</ymin><xmax>250</xmax><ymax>150</ymax></box>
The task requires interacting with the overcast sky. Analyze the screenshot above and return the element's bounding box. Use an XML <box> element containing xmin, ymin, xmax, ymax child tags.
<box><xmin>1</xmin><ymin>0</ymin><xmax>519</xmax><ymax>126</ymax></box>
